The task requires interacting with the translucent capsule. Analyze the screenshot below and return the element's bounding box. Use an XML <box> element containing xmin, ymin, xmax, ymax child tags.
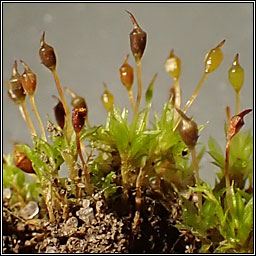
<box><xmin>71</xmin><ymin>96</ymin><xmax>87</xmax><ymax>109</ymax></box>
<box><xmin>20</xmin><ymin>60</ymin><xmax>37</xmax><ymax>95</ymax></box>
<box><xmin>126</xmin><ymin>11</ymin><xmax>147</xmax><ymax>62</ymax></box>
<box><xmin>101</xmin><ymin>83</ymin><xmax>114</xmax><ymax>112</ymax></box>
<box><xmin>165</xmin><ymin>49</ymin><xmax>181</xmax><ymax>80</ymax></box>
<box><xmin>8</xmin><ymin>88</ymin><xmax>26</xmax><ymax>105</ymax></box>
<box><xmin>39</xmin><ymin>32</ymin><xmax>57</xmax><ymax>71</ymax></box>
<box><xmin>65</xmin><ymin>87</ymin><xmax>87</xmax><ymax>109</ymax></box>
<box><xmin>204</xmin><ymin>40</ymin><xmax>225</xmax><ymax>73</ymax></box>
<box><xmin>7</xmin><ymin>61</ymin><xmax>26</xmax><ymax>104</ymax></box>
<box><xmin>228</xmin><ymin>54</ymin><xmax>244</xmax><ymax>93</ymax></box>
<box><xmin>119</xmin><ymin>54</ymin><xmax>134</xmax><ymax>90</ymax></box>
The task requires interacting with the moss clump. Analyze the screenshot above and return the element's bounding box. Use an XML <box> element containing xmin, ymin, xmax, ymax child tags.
<box><xmin>3</xmin><ymin>11</ymin><xmax>253</xmax><ymax>254</ymax></box>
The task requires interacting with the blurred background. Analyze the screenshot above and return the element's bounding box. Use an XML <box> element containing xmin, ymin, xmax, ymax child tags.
<box><xmin>2</xmin><ymin>3</ymin><xmax>253</xmax><ymax>185</ymax></box>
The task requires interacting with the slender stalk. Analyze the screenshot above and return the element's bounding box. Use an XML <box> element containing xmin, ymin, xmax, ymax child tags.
<box><xmin>170</xmin><ymin>79</ymin><xmax>181</xmax><ymax>109</ymax></box>
<box><xmin>81</xmin><ymin>142</ymin><xmax>89</xmax><ymax>158</ymax></box>
<box><xmin>52</xmin><ymin>69</ymin><xmax>72</xmax><ymax>141</ymax></box>
<box><xmin>173</xmin><ymin>72</ymin><xmax>208</xmax><ymax>131</ymax></box>
<box><xmin>135</xmin><ymin>167</ymin><xmax>146</xmax><ymax>207</ymax></box>
<box><xmin>225</xmin><ymin>140</ymin><xmax>233</xmax><ymax>214</ymax></box>
<box><xmin>175</xmin><ymin>79</ymin><xmax>181</xmax><ymax>108</ymax></box>
<box><xmin>128</xmin><ymin>88</ymin><xmax>135</xmax><ymax>110</ymax></box>
<box><xmin>225</xmin><ymin>141</ymin><xmax>231</xmax><ymax>189</ymax></box>
<box><xmin>183</xmin><ymin>73</ymin><xmax>208</xmax><ymax>113</ymax></box>
<box><xmin>170</xmin><ymin>79</ymin><xmax>181</xmax><ymax>124</ymax></box>
<box><xmin>76</xmin><ymin>186</ymin><xmax>82</xmax><ymax>201</ymax></box>
<box><xmin>20</xmin><ymin>101</ymin><xmax>37</xmax><ymax>137</ymax></box>
<box><xmin>191</xmin><ymin>147</ymin><xmax>202</xmax><ymax>212</ymax></box>
<box><xmin>18</xmin><ymin>104</ymin><xmax>26</xmax><ymax>121</ymax></box>
<box><xmin>134</xmin><ymin>59</ymin><xmax>142</xmax><ymax>116</ymax></box>
<box><xmin>76</xmin><ymin>133</ymin><xmax>93</xmax><ymax>194</ymax></box>
<box><xmin>121</xmin><ymin>157</ymin><xmax>130</xmax><ymax>200</ymax></box>
<box><xmin>45</xmin><ymin>183</ymin><xmax>55</xmax><ymax>223</ymax></box>
<box><xmin>29</xmin><ymin>95</ymin><xmax>47</xmax><ymax>141</ymax></box>
<box><xmin>226</xmin><ymin>106</ymin><xmax>231</xmax><ymax>123</ymax></box>
<box><xmin>62</xmin><ymin>191</ymin><xmax>69</xmax><ymax>221</ymax></box>
<box><xmin>132</xmin><ymin>167</ymin><xmax>146</xmax><ymax>232</ymax></box>
<box><xmin>235</xmin><ymin>91</ymin><xmax>240</xmax><ymax>115</ymax></box>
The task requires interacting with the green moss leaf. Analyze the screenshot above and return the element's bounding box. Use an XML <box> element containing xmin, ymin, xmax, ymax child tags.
<box><xmin>15</xmin><ymin>171</ymin><xmax>26</xmax><ymax>189</ymax></box>
<box><xmin>208</xmin><ymin>137</ymin><xmax>224</xmax><ymax>169</ymax></box>
<box><xmin>145</xmin><ymin>73</ymin><xmax>157</xmax><ymax>106</ymax></box>
<box><xmin>109</xmin><ymin>105</ymin><xmax>129</xmax><ymax>154</ymax></box>
<box><xmin>238</xmin><ymin>197</ymin><xmax>253</xmax><ymax>245</ymax></box>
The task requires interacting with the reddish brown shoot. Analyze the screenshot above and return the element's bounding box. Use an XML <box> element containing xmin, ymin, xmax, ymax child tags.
<box><xmin>132</xmin><ymin>167</ymin><xmax>147</xmax><ymax>233</ymax></box>
<box><xmin>72</xmin><ymin>108</ymin><xmax>93</xmax><ymax>194</ymax></box>
<box><xmin>227</xmin><ymin>109</ymin><xmax>252</xmax><ymax>141</ymax></box>
<box><xmin>226</xmin><ymin>106</ymin><xmax>231</xmax><ymax>124</ymax></box>
<box><xmin>225</xmin><ymin>108</ymin><xmax>252</xmax><ymax>214</ymax></box>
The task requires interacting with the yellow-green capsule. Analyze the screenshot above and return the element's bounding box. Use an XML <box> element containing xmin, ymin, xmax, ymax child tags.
<box><xmin>204</xmin><ymin>40</ymin><xmax>225</xmax><ymax>73</ymax></box>
<box><xmin>101</xmin><ymin>83</ymin><xmax>114</xmax><ymax>112</ymax></box>
<box><xmin>228</xmin><ymin>54</ymin><xmax>244</xmax><ymax>93</ymax></box>
<box><xmin>165</xmin><ymin>49</ymin><xmax>181</xmax><ymax>80</ymax></box>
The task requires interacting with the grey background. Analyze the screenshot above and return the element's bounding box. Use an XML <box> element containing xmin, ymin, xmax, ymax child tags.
<box><xmin>3</xmin><ymin>3</ymin><xmax>253</xmax><ymax>185</ymax></box>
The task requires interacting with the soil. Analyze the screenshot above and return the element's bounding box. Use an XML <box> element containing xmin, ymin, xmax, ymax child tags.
<box><xmin>2</xmin><ymin>190</ymin><xmax>200</xmax><ymax>254</ymax></box>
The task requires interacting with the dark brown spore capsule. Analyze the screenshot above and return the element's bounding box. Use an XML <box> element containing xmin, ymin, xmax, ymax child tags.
<box><xmin>126</xmin><ymin>11</ymin><xmax>147</xmax><ymax>61</ymax></box>
<box><xmin>176</xmin><ymin>108</ymin><xmax>198</xmax><ymax>149</ymax></box>
<box><xmin>14</xmin><ymin>151</ymin><xmax>35</xmax><ymax>174</ymax></box>
<box><xmin>53</xmin><ymin>95</ymin><xmax>66</xmax><ymax>129</ymax></box>
<box><xmin>72</xmin><ymin>107</ymin><xmax>87</xmax><ymax>133</ymax></box>
<box><xmin>39</xmin><ymin>32</ymin><xmax>57</xmax><ymax>71</ymax></box>
<box><xmin>20</xmin><ymin>60</ymin><xmax>37</xmax><ymax>95</ymax></box>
